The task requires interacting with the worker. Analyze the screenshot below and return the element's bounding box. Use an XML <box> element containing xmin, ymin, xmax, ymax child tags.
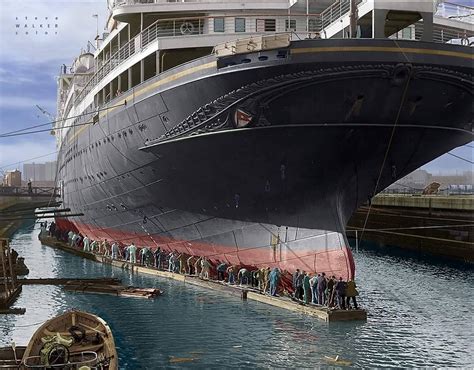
<box><xmin>262</xmin><ymin>267</ymin><xmax>270</xmax><ymax>293</ymax></box>
<box><xmin>187</xmin><ymin>255</ymin><xmax>196</xmax><ymax>275</ymax></box>
<box><xmin>302</xmin><ymin>271</ymin><xmax>311</xmax><ymax>304</ymax></box>
<box><xmin>345</xmin><ymin>279</ymin><xmax>359</xmax><ymax>309</ymax></box>
<box><xmin>217</xmin><ymin>262</ymin><xmax>227</xmax><ymax>281</ymax></box>
<box><xmin>292</xmin><ymin>269</ymin><xmax>300</xmax><ymax>299</ymax></box>
<box><xmin>128</xmin><ymin>242</ymin><xmax>137</xmax><ymax>263</ymax></box>
<box><xmin>194</xmin><ymin>256</ymin><xmax>202</xmax><ymax>277</ymax></box>
<box><xmin>327</xmin><ymin>276</ymin><xmax>336</xmax><ymax>307</ymax></box>
<box><xmin>40</xmin><ymin>222</ymin><xmax>47</xmax><ymax>236</ymax></box>
<box><xmin>309</xmin><ymin>273</ymin><xmax>318</xmax><ymax>304</ymax></box>
<box><xmin>48</xmin><ymin>222</ymin><xmax>56</xmax><ymax>237</ymax></box>
<box><xmin>154</xmin><ymin>247</ymin><xmax>162</xmax><ymax>269</ymax></box>
<box><xmin>111</xmin><ymin>241</ymin><xmax>120</xmax><ymax>259</ymax></box>
<box><xmin>178</xmin><ymin>253</ymin><xmax>187</xmax><ymax>274</ymax></box>
<box><xmin>124</xmin><ymin>244</ymin><xmax>130</xmax><ymax>261</ymax></box>
<box><xmin>238</xmin><ymin>268</ymin><xmax>251</xmax><ymax>285</ymax></box>
<box><xmin>82</xmin><ymin>236</ymin><xmax>90</xmax><ymax>252</ymax></box>
<box><xmin>90</xmin><ymin>240</ymin><xmax>98</xmax><ymax>253</ymax></box>
<box><xmin>102</xmin><ymin>239</ymin><xmax>110</xmax><ymax>257</ymax></box>
<box><xmin>269</xmin><ymin>268</ymin><xmax>281</xmax><ymax>296</ymax></box>
<box><xmin>226</xmin><ymin>265</ymin><xmax>236</xmax><ymax>284</ymax></box>
<box><xmin>67</xmin><ymin>230</ymin><xmax>74</xmax><ymax>244</ymax></box>
<box><xmin>75</xmin><ymin>234</ymin><xmax>82</xmax><ymax>248</ymax></box>
<box><xmin>317</xmin><ymin>272</ymin><xmax>327</xmax><ymax>305</ymax></box>
<box><xmin>295</xmin><ymin>270</ymin><xmax>304</xmax><ymax>300</ymax></box>
<box><xmin>168</xmin><ymin>252</ymin><xmax>175</xmax><ymax>272</ymax></box>
<box><xmin>70</xmin><ymin>233</ymin><xmax>77</xmax><ymax>247</ymax></box>
<box><xmin>140</xmin><ymin>246</ymin><xmax>149</xmax><ymax>265</ymax></box>
<box><xmin>201</xmin><ymin>257</ymin><xmax>211</xmax><ymax>279</ymax></box>
<box><xmin>334</xmin><ymin>277</ymin><xmax>346</xmax><ymax>310</ymax></box>
<box><xmin>251</xmin><ymin>269</ymin><xmax>261</xmax><ymax>288</ymax></box>
<box><xmin>11</xmin><ymin>249</ymin><xmax>18</xmax><ymax>265</ymax></box>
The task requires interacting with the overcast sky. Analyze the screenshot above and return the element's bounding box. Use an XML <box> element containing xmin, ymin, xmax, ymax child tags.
<box><xmin>0</xmin><ymin>0</ymin><xmax>472</xmax><ymax>177</ymax></box>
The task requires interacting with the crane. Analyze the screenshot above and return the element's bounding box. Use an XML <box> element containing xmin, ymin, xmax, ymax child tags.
<box><xmin>35</xmin><ymin>105</ymin><xmax>57</xmax><ymax>135</ymax></box>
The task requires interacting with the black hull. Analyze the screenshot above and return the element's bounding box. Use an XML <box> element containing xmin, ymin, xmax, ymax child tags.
<box><xmin>56</xmin><ymin>39</ymin><xmax>473</xmax><ymax>278</ymax></box>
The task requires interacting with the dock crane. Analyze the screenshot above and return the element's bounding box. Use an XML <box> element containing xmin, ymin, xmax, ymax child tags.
<box><xmin>35</xmin><ymin>105</ymin><xmax>56</xmax><ymax>136</ymax></box>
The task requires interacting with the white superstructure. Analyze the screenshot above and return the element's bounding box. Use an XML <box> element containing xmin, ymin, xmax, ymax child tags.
<box><xmin>55</xmin><ymin>0</ymin><xmax>473</xmax><ymax>147</ymax></box>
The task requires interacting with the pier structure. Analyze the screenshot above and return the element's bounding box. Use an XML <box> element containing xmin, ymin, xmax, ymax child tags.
<box><xmin>0</xmin><ymin>239</ymin><xmax>22</xmax><ymax>310</ymax></box>
<box><xmin>0</xmin><ymin>186</ymin><xmax>60</xmax><ymax>239</ymax></box>
<box><xmin>39</xmin><ymin>234</ymin><xmax>366</xmax><ymax>322</ymax></box>
<box><xmin>348</xmin><ymin>194</ymin><xmax>473</xmax><ymax>263</ymax></box>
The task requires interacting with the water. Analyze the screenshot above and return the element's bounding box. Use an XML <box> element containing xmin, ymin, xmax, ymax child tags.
<box><xmin>1</xmin><ymin>223</ymin><xmax>473</xmax><ymax>368</ymax></box>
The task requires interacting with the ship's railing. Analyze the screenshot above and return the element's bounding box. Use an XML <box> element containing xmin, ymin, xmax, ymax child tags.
<box><xmin>113</xmin><ymin>0</ymin><xmax>288</xmax><ymax>5</ymax></box>
<box><xmin>73</xmin><ymin>13</ymin><xmax>322</xmax><ymax>106</ymax></box>
<box><xmin>435</xmin><ymin>1</ymin><xmax>474</xmax><ymax>24</ymax></box>
<box><xmin>415</xmin><ymin>23</ymin><xmax>474</xmax><ymax>45</ymax></box>
<box><xmin>72</xmin><ymin>1</ymin><xmax>473</xmax><ymax>111</ymax></box>
<box><xmin>320</xmin><ymin>0</ymin><xmax>362</xmax><ymax>30</ymax></box>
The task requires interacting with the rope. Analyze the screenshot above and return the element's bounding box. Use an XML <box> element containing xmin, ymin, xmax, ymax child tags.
<box><xmin>359</xmin><ymin>62</ymin><xmax>413</xmax><ymax>244</ymax></box>
<box><xmin>0</xmin><ymin>102</ymin><xmax>127</xmax><ymax>138</ymax></box>
<box><xmin>348</xmin><ymin>223</ymin><xmax>474</xmax><ymax>232</ymax></box>
<box><xmin>447</xmin><ymin>152</ymin><xmax>474</xmax><ymax>164</ymax></box>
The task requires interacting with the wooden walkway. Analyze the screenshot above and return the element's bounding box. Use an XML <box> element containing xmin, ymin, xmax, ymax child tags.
<box><xmin>39</xmin><ymin>235</ymin><xmax>367</xmax><ymax>322</ymax></box>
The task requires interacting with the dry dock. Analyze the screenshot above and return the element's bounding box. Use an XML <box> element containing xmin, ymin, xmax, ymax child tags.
<box><xmin>39</xmin><ymin>234</ymin><xmax>366</xmax><ymax>322</ymax></box>
<box><xmin>348</xmin><ymin>194</ymin><xmax>473</xmax><ymax>263</ymax></box>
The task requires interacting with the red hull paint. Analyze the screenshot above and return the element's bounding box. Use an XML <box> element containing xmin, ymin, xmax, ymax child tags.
<box><xmin>55</xmin><ymin>219</ymin><xmax>355</xmax><ymax>279</ymax></box>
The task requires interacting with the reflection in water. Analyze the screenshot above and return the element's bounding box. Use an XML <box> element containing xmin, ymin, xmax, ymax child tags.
<box><xmin>1</xmin><ymin>224</ymin><xmax>473</xmax><ymax>368</ymax></box>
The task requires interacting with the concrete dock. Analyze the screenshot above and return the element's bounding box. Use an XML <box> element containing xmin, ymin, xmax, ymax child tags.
<box><xmin>39</xmin><ymin>235</ymin><xmax>366</xmax><ymax>323</ymax></box>
<box><xmin>348</xmin><ymin>194</ymin><xmax>473</xmax><ymax>263</ymax></box>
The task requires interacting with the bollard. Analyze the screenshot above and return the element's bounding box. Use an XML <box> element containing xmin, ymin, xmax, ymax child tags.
<box><xmin>241</xmin><ymin>290</ymin><xmax>248</xmax><ymax>300</ymax></box>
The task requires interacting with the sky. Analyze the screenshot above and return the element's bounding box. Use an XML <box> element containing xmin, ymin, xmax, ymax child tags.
<box><xmin>0</xmin><ymin>0</ymin><xmax>472</xmax><ymax>177</ymax></box>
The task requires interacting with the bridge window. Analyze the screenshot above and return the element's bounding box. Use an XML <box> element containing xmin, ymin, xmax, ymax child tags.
<box><xmin>214</xmin><ymin>18</ymin><xmax>225</xmax><ymax>32</ymax></box>
<box><xmin>308</xmin><ymin>19</ymin><xmax>319</xmax><ymax>32</ymax></box>
<box><xmin>256</xmin><ymin>19</ymin><xmax>276</xmax><ymax>32</ymax></box>
<box><xmin>285</xmin><ymin>19</ymin><xmax>296</xmax><ymax>31</ymax></box>
<box><xmin>402</xmin><ymin>27</ymin><xmax>412</xmax><ymax>39</ymax></box>
<box><xmin>235</xmin><ymin>18</ymin><xmax>246</xmax><ymax>33</ymax></box>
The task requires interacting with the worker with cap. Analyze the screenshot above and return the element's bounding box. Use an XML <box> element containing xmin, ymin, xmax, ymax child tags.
<box><xmin>128</xmin><ymin>242</ymin><xmax>137</xmax><ymax>263</ymax></box>
<box><xmin>82</xmin><ymin>236</ymin><xmax>90</xmax><ymax>252</ymax></box>
<box><xmin>302</xmin><ymin>271</ymin><xmax>311</xmax><ymax>304</ymax></box>
<box><xmin>111</xmin><ymin>241</ymin><xmax>120</xmax><ymax>260</ymax></box>
<box><xmin>269</xmin><ymin>267</ymin><xmax>281</xmax><ymax>296</ymax></box>
<box><xmin>238</xmin><ymin>268</ymin><xmax>251</xmax><ymax>285</ymax></box>
<box><xmin>194</xmin><ymin>256</ymin><xmax>202</xmax><ymax>277</ymax></box>
<box><xmin>140</xmin><ymin>246</ymin><xmax>149</xmax><ymax>265</ymax></box>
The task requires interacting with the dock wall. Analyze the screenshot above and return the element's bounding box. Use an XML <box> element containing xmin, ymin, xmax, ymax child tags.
<box><xmin>347</xmin><ymin>195</ymin><xmax>473</xmax><ymax>263</ymax></box>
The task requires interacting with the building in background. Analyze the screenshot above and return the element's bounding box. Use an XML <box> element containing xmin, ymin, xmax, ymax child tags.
<box><xmin>22</xmin><ymin>161</ymin><xmax>57</xmax><ymax>187</ymax></box>
<box><xmin>3</xmin><ymin>170</ymin><xmax>22</xmax><ymax>187</ymax></box>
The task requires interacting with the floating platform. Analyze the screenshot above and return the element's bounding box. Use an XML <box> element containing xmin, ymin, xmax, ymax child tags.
<box><xmin>0</xmin><ymin>307</ymin><xmax>26</xmax><ymax>315</ymax></box>
<box><xmin>39</xmin><ymin>235</ymin><xmax>366</xmax><ymax>322</ymax></box>
<box><xmin>63</xmin><ymin>282</ymin><xmax>161</xmax><ymax>299</ymax></box>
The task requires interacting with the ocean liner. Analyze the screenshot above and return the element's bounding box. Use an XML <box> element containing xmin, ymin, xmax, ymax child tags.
<box><xmin>55</xmin><ymin>0</ymin><xmax>473</xmax><ymax>279</ymax></box>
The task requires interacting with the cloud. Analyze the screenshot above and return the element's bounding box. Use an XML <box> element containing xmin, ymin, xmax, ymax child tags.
<box><xmin>0</xmin><ymin>96</ymin><xmax>55</xmax><ymax>109</ymax></box>
<box><xmin>0</xmin><ymin>140</ymin><xmax>57</xmax><ymax>172</ymax></box>
<box><xmin>422</xmin><ymin>143</ymin><xmax>473</xmax><ymax>175</ymax></box>
<box><xmin>0</xmin><ymin>1</ymin><xmax>107</xmax><ymax>64</ymax></box>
